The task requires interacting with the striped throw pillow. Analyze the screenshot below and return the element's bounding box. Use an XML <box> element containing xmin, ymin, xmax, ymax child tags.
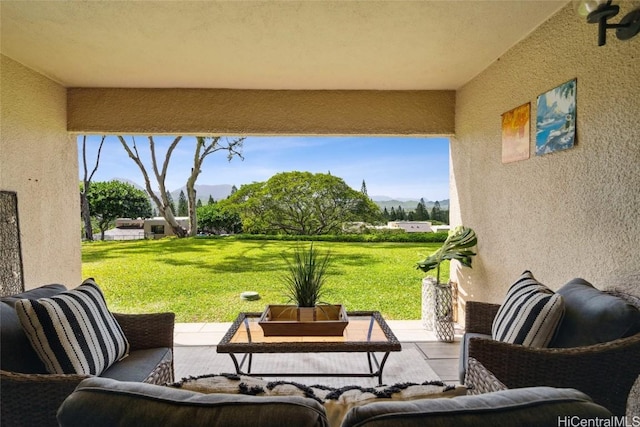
<box><xmin>15</xmin><ymin>278</ymin><xmax>129</xmax><ymax>375</ymax></box>
<box><xmin>491</xmin><ymin>271</ymin><xmax>564</xmax><ymax>347</ymax></box>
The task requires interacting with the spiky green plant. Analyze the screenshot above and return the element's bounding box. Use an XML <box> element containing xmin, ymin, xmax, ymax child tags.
<box><xmin>282</xmin><ymin>243</ymin><xmax>331</xmax><ymax>307</ymax></box>
<box><xmin>416</xmin><ymin>226</ymin><xmax>477</xmax><ymax>284</ymax></box>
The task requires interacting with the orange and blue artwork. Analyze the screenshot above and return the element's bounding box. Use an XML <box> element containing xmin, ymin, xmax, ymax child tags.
<box><xmin>501</xmin><ymin>102</ymin><xmax>530</xmax><ymax>164</ymax></box>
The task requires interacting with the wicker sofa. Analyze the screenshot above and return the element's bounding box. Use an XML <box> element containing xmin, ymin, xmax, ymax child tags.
<box><xmin>0</xmin><ymin>284</ymin><xmax>175</xmax><ymax>427</ymax></box>
<box><xmin>460</xmin><ymin>279</ymin><xmax>640</xmax><ymax>417</ymax></box>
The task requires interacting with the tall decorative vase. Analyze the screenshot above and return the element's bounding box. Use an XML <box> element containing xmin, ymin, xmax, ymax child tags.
<box><xmin>421</xmin><ymin>277</ymin><xmax>454</xmax><ymax>342</ymax></box>
<box><xmin>421</xmin><ymin>277</ymin><xmax>436</xmax><ymax>331</ymax></box>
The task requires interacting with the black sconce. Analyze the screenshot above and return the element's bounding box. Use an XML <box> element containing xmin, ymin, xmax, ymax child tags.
<box><xmin>575</xmin><ymin>0</ymin><xmax>640</xmax><ymax>46</ymax></box>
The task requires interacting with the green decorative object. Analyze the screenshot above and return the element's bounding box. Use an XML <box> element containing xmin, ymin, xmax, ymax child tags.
<box><xmin>416</xmin><ymin>226</ymin><xmax>477</xmax><ymax>342</ymax></box>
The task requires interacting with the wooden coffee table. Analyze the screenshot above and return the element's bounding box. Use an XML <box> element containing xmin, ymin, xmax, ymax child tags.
<box><xmin>217</xmin><ymin>311</ymin><xmax>401</xmax><ymax>385</ymax></box>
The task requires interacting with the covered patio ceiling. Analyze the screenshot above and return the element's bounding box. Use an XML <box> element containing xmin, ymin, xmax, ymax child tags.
<box><xmin>1</xmin><ymin>1</ymin><xmax>567</xmax><ymax>91</ymax></box>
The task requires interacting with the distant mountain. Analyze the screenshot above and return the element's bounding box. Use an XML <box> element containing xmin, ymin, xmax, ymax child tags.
<box><xmin>113</xmin><ymin>178</ymin><xmax>146</xmax><ymax>191</ymax></box>
<box><xmin>371</xmin><ymin>195</ymin><xmax>427</xmax><ymax>202</ymax></box>
<box><xmin>373</xmin><ymin>198</ymin><xmax>449</xmax><ymax>212</ymax></box>
<box><xmin>371</xmin><ymin>195</ymin><xmax>394</xmax><ymax>201</ymax></box>
<box><xmin>111</xmin><ymin>179</ymin><xmax>233</xmax><ymax>205</ymax></box>
<box><xmin>170</xmin><ymin>184</ymin><xmax>233</xmax><ymax>203</ymax></box>
<box><xmin>111</xmin><ymin>179</ymin><xmax>445</xmax><ymax>211</ymax></box>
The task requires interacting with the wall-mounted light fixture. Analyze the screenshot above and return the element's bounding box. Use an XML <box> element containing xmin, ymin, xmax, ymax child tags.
<box><xmin>575</xmin><ymin>0</ymin><xmax>640</xmax><ymax>46</ymax></box>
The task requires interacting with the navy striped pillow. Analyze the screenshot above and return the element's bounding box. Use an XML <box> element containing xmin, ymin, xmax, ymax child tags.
<box><xmin>491</xmin><ymin>271</ymin><xmax>564</xmax><ymax>347</ymax></box>
<box><xmin>15</xmin><ymin>278</ymin><xmax>129</xmax><ymax>375</ymax></box>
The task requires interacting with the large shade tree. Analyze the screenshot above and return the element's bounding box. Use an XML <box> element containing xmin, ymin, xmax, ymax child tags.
<box><xmin>219</xmin><ymin>182</ymin><xmax>266</xmax><ymax>233</ymax></box>
<box><xmin>86</xmin><ymin>180</ymin><xmax>152</xmax><ymax>240</ymax></box>
<box><xmin>196</xmin><ymin>203</ymin><xmax>242</xmax><ymax>235</ymax></box>
<box><xmin>118</xmin><ymin>135</ymin><xmax>244</xmax><ymax>237</ymax></box>
<box><xmin>222</xmin><ymin>171</ymin><xmax>382</xmax><ymax>235</ymax></box>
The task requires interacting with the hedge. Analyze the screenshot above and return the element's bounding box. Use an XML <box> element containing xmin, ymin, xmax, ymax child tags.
<box><xmin>199</xmin><ymin>231</ymin><xmax>449</xmax><ymax>243</ymax></box>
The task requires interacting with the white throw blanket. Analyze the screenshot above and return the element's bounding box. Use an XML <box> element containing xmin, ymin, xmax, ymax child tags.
<box><xmin>169</xmin><ymin>373</ymin><xmax>467</xmax><ymax>427</ymax></box>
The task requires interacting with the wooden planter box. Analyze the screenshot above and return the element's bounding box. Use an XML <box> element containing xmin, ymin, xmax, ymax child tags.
<box><xmin>258</xmin><ymin>304</ymin><xmax>349</xmax><ymax>336</ymax></box>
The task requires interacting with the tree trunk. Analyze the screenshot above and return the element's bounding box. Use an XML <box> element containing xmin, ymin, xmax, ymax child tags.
<box><xmin>117</xmin><ymin>135</ymin><xmax>242</xmax><ymax>239</ymax></box>
<box><xmin>161</xmin><ymin>204</ymin><xmax>187</xmax><ymax>237</ymax></box>
<box><xmin>186</xmin><ymin>168</ymin><xmax>198</xmax><ymax>237</ymax></box>
<box><xmin>187</xmin><ymin>189</ymin><xmax>197</xmax><ymax>237</ymax></box>
<box><xmin>118</xmin><ymin>135</ymin><xmax>187</xmax><ymax>238</ymax></box>
<box><xmin>0</xmin><ymin>191</ymin><xmax>24</xmax><ymax>296</ymax></box>
<box><xmin>80</xmin><ymin>135</ymin><xmax>105</xmax><ymax>241</ymax></box>
<box><xmin>98</xmin><ymin>218</ymin><xmax>110</xmax><ymax>241</ymax></box>
<box><xmin>81</xmin><ymin>187</ymin><xmax>93</xmax><ymax>241</ymax></box>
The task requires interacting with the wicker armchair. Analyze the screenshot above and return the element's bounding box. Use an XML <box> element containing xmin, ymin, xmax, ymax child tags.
<box><xmin>1</xmin><ymin>311</ymin><xmax>175</xmax><ymax>427</ymax></box>
<box><xmin>463</xmin><ymin>296</ymin><xmax>640</xmax><ymax>417</ymax></box>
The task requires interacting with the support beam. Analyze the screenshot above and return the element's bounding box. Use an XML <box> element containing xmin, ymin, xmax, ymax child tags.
<box><xmin>68</xmin><ymin>88</ymin><xmax>455</xmax><ymax>136</ymax></box>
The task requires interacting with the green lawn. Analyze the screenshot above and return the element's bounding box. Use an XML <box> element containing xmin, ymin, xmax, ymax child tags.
<box><xmin>81</xmin><ymin>238</ymin><xmax>444</xmax><ymax>322</ymax></box>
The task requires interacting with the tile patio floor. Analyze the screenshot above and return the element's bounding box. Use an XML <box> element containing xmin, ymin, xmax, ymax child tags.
<box><xmin>174</xmin><ymin>320</ymin><xmax>462</xmax><ymax>384</ymax></box>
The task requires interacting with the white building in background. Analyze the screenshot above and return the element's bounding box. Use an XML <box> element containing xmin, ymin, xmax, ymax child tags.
<box><xmin>143</xmin><ymin>217</ymin><xmax>190</xmax><ymax>238</ymax></box>
<box><xmin>431</xmin><ymin>224</ymin><xmax>451</xmax><ymax>233</ymax></box>
<box><xmin>343</xmin><ymin>221</ymin><xmax>450</xmax><ymax>234</ymax></box>
<box><xmin>387</xmin><ymin>221</ymin><xmax>433</xmax><ymax>233</ymax></box>
<box><xmin>93</xmin><ymin>227</ymin><xmax>145</xmax><ymax>241</ymax></box>
<box><xmin>103</xmin><ymin>217</ymin><xmax>190</xmax><ymax>240</ymax></box>
<box><xmin>114</xmin><ymin>218</ymin><xmax>145</xmax><ymax>229</ymax></box>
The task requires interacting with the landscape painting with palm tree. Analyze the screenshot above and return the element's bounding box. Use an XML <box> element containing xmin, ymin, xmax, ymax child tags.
<box><xmin>536</xmin><ymin>79</ymin><xmax>576</xmax><ymax>156</ymax></box>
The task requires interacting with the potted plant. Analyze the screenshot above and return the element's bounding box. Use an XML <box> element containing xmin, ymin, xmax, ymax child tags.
<box><xmin>259</xmin><ymin>243</ymin><xmax>348</xmax><ymax>336</ymax></box>
<box><xmin>282</xmin><ymin>242</ymin><xmax>331</xmax><ymax>313</ymax></box>
<box><xmin>416</xmin><ymin>226</ymin><xmax>477</xmax><ymax>342</ymax></box>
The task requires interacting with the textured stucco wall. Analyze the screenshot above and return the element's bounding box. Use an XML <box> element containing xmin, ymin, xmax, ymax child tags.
<box><xmin>0</xmin><ymin>55</ymin><xmax>81</xmax><ymax>289</ymax></box>
<box><xmin>67</xmin><ymin>88</ymin><xmax>455</xmax><ymax>136</ymax></box>
<box><xmin>452</xmin><ymin>3</ymin><xmax>640</xmax><ymax>306</ymax></box>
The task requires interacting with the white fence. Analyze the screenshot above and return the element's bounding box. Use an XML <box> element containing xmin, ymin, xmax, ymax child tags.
<box><xmin>93</xmin><ymin>231</ymin><xmax>145</xmax><ymax>241</ymax></box>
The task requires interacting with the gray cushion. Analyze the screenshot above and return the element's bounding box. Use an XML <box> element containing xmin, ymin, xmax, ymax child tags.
<box><xmin>57</xmin><ymin>377</ymin><xmax>329</xmax><ymax>427</ymax></box>
<box><xmin>458</xmin><ymin>332</ymin><xmax>491</xmax><ymax>384</ymax></box>
<box><xmin>0</xmin><ymin>285</ymin><xmax>66</xmax><ymax>373</ymax></box>
<box><xmin>0</xmin><ymin>284</ymin><xmax>67</xmax><ymax>308</ymax></box>
<box><xmin>340</xmin><ymin>387</ymin><xmax>612</xmax><ymax>427</ymax></box>
<box><xmin>101</xmin><ymin>347</ymin><xmax>172</xmax><ymax>382</ymax></box>
<box><xmin>551</xmin><ymin>278</ymin><xmax>640</xmax><ymax>348</ymax></box>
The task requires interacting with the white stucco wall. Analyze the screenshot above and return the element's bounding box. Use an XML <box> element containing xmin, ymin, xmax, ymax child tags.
<box><xmin>451</xmin><ymin>3</ymin><xmax>640</xmax><ymax>305</ymax></box>
<box><xmin>0</xmin><ymin>55</ymin><xmax>81</xmax><ymax>289</ymax></box>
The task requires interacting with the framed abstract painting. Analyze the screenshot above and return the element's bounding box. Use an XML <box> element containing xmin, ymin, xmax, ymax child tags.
<box><xmin>536</xmin><ymin>79</ymin><xmax>576</xmax><ymax>156</ymax></box>
<box><xmin>501</xmin><ymin>102</ymin><xmax>530</xmax><ymax>164</ymax></box>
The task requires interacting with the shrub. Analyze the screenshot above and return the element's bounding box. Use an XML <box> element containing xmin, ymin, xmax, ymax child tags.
<box><xmin>209</xmin><ymin>232</ymin><xmax>448</xmax><ymax>243</ymax></box>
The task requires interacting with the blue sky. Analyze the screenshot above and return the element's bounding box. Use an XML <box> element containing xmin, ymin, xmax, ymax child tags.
<box><xmin>78</xmin><ymin>135</ymin><xmax>450</xmax><ymax>201</ymax></box>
